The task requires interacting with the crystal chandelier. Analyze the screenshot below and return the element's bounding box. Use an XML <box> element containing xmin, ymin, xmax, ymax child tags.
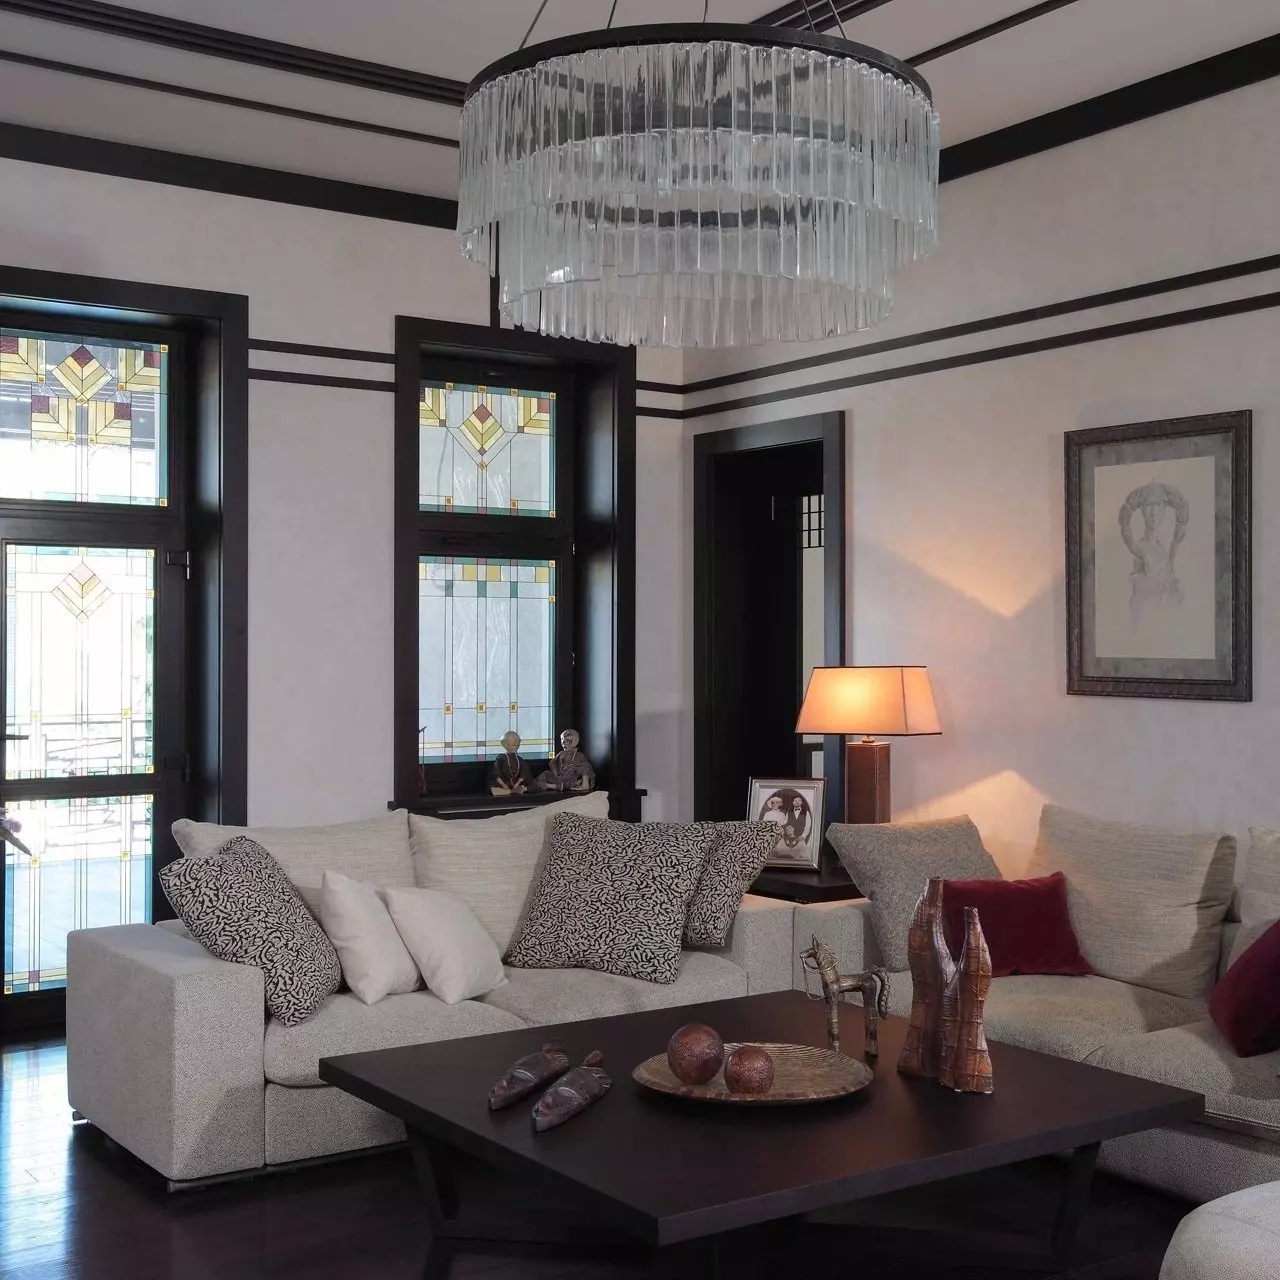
<box><xmin>456</xmin><ymin>3</ymin><xmax>939</xmax><ymax>348</ymax></box>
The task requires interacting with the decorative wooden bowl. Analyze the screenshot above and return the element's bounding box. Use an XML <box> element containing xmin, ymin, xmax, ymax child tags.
<box><xmin>632</xmin><ymin>1042</ymin><xmax>873</xmax><ymax>1106</ymax></box>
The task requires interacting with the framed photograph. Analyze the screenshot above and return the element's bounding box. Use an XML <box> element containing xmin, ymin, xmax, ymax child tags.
<box><xmin>747</xmin><ymin>777</ymin><xmax>828</xmax><ymax>870</ymax></box>
<box><xmin>1066</xmin><ymin>411</ymin><xmax>1251</xmax><ymax>701</ymax></box>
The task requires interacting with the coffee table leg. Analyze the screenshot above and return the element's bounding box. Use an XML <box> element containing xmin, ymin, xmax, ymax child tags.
<box><xmin>407</xmin><ymin>1126</ymin><xmax>459</xmax><ymax>1278</ymax></box>
<box><xmin>1049</xmin><ymin>1142</ymin><xmax>1101</xmax><ymax>1269</ymax></box>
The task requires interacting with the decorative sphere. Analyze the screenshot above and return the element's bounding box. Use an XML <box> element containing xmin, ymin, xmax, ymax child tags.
<box><xmin>666</xmin><ymin>1024</ymin><xmax>724</xmax><ymax>1086</ymax></box>
<box><xmin>724</xmin><ymin>1045</ymin><xmax>775</xmax><ymax>1095</ymax></box>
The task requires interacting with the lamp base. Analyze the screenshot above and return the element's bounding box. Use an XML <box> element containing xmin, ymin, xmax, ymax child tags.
<box><xmin>844</xmin><ymin>739</ymin><xmax>891</xmax><ymax>824</ymax></box>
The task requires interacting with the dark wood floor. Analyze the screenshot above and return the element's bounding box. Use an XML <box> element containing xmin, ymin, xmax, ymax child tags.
<box><xmin>1</xmin><ymin>1038</ymin><xmax>1189</xmax><ymax>1279</ymax></box>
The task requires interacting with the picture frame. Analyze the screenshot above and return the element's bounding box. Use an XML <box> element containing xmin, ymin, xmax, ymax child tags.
<box><xmin>1065</xmin><ymin>411</ymin><xmax>1251</xmax><ymax>701</ymax></box>
<box><xmin>747</xmin><ymin>777</ymin><xmax>828</xmax><ymax>870</ymax></box>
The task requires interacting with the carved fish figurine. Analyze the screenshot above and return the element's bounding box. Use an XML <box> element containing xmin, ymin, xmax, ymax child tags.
<box><xmin>531</xmin><ymin>1051</ymin><xmax>611</xmax><ymax>1132</ymax></box>
<box><xmin>487</xmin><ymin>1041</ymin><xmax>570</xmax><ymax>1111</ymax></box>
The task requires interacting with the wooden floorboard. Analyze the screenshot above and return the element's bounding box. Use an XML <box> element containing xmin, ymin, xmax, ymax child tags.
<box><xmin>0</xmin><ymin>1038</ymin><xmax>1190</xmax><ymax>1279</ymax></box>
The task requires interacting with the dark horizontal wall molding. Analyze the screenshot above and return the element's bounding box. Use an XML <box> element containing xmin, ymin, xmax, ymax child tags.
<box><xmin>0</xmin><ymin>49</ymin><xmax>459</xmax><ymax>149</ymax></box>
<box><xmin>678</xmin><ymin>252</ymin><xmax>1280</xmax><ymax>396</ymax></box>
<box><xmin>677</xmin><ymin>285</ymin><xmax>1280</xmax><ymax>420</ymax></box>
<box><xmin>0</xmin><ymin>0</ymin><xmax>467</xmax><ymax>106</ymax></box>
<box><xmin>248</xmin><ymin>368</ymin><xmax>396</xmax><ymax>394</ymax></box>
<box><xmin>942</xmin><ymin>33</ymin><xmax>1280</xmax><ymax>182</ymax></box>
<box><xmin>0</xmin><ymin>121</ymin><xmax>458</xmax><ymax>228</ymax></box>
<box><xmin>249</xmin><ymin>339</ymin><xmax>396</xmax><ymax>365</ymax></box>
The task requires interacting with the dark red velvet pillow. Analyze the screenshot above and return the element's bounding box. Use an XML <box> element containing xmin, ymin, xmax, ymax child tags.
<box><xmin>1210</xmin><ymin>919</ymin><xmax>1280</xmax><ymax>1057</ymax></box>
<box><xmin>942</xmin><ymin>871</ymin><xmax>1092</xmax><ymax>978</ymax></box>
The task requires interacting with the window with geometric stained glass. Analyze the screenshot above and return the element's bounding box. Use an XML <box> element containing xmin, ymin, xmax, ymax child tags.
<box><xmin>3</xmin><ymin>793</ymin><xmax>153</xmax><ymax>994</ymax></box>
<box><xmin>4</xmin><ymin>545</ymin><xmax>155</xmax><ymax>779</ymax></box>
<box><xmin>419</xmin><ymin>381</ymin><xmax>553</xmax><ymax>517</ymax></box>
<box><xmin>0</xmin><ymin>327</ymin><xmax>168</xmax><ymax>505</ymax></box>
<box><xmin>418</xmin><ymin>555</ymin><xmax>555</xmax><ymax>764</ymax></box>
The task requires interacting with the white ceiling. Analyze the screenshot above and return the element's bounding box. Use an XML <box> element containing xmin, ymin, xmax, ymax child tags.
<box><xmin>0</xmin><ymin>0</ymin><xmax>1275</xmax><ymax>198</ymax></box>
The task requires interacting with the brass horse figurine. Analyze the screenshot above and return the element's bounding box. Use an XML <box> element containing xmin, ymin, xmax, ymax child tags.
<box><xmin>800</xmin><ymin>936</ymin><xmax>891</xmax><ymax>1058</ymax></box>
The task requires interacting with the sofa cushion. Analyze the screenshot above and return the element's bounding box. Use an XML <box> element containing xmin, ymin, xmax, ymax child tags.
<box><xmin>885</xmin><ymin>972</ymin><xmax>1204</xmax><ymax>1062</ymax></box>
<box><xmin>1088</xmin><ymin>1021</ymin><xmax>1280</xmax><ymax>1143</ymax></box>
<box><xmin>1209</xmin><ymin>918</ymin><xmax>1280</xmax><ymax>1057</ymax></box>
<box><xmin>478</xmin><ymin>951</ymin><xmax>748</xmax><ymax>1025</ymax></box>
<box><xmin>505</xmin><ymin>813</ymin><xmax>712</xmax><ymax>984</ymax></box>
<box><xmin>173</xmin><ymin>811</ymin><xmax>414</xmax><ymax>914</ymax></box>
<box><xmin>1242</xmin><ymin>827</ymin><xmax>1280</xmax><ymax>925</ymax></box>
<box><xmin>827</xmin><ymin>816</ymin><xmax>1000</xmax><ymax>972</ymax></box>
<box><xmin>942</xmin><ymin>871</ymin><xmax>1092</xmax><ymax>978</ymax></box>
<box><xmin>684</xmin><ymin>822</ymin><xmax>780</xmax><ymax>948</ymax></box>
<box><xmin>1160</xmin><ymin>1182</ymin><xmax>1280</xmax><ymax>1280</ymax></box>
<box><xmin>264</xmin><ymin>990</ymin><xmax>522</xmax><ymax>1086</ymax></box>
<box><xmin>160</xmin><ymin>836</ymin><xmax>341</xmax><ymax>1027</ymax></box>
<box><xmin>409</xmin><ymin>793</ymin><xmax>610</xmax><ymax>951</ymax></box>
<box><xmin>1028</xmin><ymin>805</ymin><xmax>1236</xmax><ymax>1002</ymax></box>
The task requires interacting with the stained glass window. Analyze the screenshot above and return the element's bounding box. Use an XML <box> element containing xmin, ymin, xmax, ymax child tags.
<box><xmin>419</xmin><ymin>382</ymin><xmax>554</xmax><ymax>517</ymax></box>
<box><xmin>3</xmin><ymin>794</ymin><xmax>152</xmax><ymax>993</ymax></box>
<box><xmin>4</xmin><ymin>545</ymin><xmax>155</xmax><ymax>779</ymax></box>
<box><xmin>418</xmin><ymin>555</ymin><xmax>555</xmax><ymax>764</ymax></box>
<box><xmin>0</xmin><ymin>327</ymin><xmax>168</xmax><ymax>505</ymax></box>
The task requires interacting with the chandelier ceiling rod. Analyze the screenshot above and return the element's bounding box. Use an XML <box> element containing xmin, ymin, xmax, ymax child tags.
<box><xmin>519</xmin><ymin>0</ymin><xmax>552</xmax><ymax>50</ymax></box>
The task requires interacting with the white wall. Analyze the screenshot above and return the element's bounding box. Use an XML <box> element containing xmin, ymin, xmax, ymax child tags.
<box><xmin>0</xmin><ymin>155</ymin><xmax>682</xmax><ymax>825</ymax></box>
<box><xmin>672</xmin><ymin>77</ymin><xmax>1280</xmax><ymax>868</ymax></box>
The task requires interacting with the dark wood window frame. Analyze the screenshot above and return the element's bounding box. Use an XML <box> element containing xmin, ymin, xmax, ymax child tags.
<box><xmin>393</xmin><ymin>317</ymin><xmax>638</xmax><ymax>818</ymax></box>
<box><xmin>0</xmin><ymin>265</ymin><xmax>249</xmax><ymax>1034</ymax></box>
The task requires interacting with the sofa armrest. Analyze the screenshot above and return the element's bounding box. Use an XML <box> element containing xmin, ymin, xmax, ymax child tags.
<box><xmin>68</xmin><ymin>924</ymin><xmax>266</xmax><ymax>1183</ymax></box>
<box><xmin>695</xmin><ymin>895</ymin><xmax>796</xmax><ymax>994</ymax></box>
<box><xmin>791</xmin><ymin>898</ymin><xmax>883</xmax><ymax>989</ymax></box>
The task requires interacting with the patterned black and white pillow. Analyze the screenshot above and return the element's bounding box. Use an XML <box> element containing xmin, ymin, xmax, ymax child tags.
<box><xmin>159</xmin><ymin>836</ymin><xmax>342</xmax><ymax>1026</ymax></box>
<box><xmin>505</xmin><ymin>813</ymin><xmax>713</xmax><ymax>984</ymax></box>
<box><xmin>684</xmin><ymin>822</ymin><xmax>779</xmax><ymax>947</ymax></box>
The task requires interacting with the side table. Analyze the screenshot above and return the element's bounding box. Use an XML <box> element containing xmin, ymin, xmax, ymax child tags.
<box><xmin>750</xmin><ymin>858</ymin><xmax>862</xmax><ymax>904</ymax></box>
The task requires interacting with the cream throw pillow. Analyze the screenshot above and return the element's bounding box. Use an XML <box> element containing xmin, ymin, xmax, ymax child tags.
<box><xmin>381</xmin><ymin>888</ymin><xmax>507</xmax><ymax>1005</ymax></box>
<box><xmin>409</xmin><ymin>792</ymin><xmax>611</xmax><ymax>951</ymax></box>
<box><xmin>316</xmin><ymin>870</ymin><xmax>420</xmax><ymax>1005</ymax></box>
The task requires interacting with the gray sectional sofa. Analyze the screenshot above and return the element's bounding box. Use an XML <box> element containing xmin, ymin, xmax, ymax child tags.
<box><xmin>68</xmin><ymin>800</ymin><xmax>796</xmax><ymax>1191</ymax></box>
<box><xmin>797</xmin><ymin>806</ymin><xmax>1280</xmax><ymax>1205</ymax></box>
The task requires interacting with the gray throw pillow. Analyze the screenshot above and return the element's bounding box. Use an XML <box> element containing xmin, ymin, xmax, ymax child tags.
<box><xmin>1028</xmin><ymin>804</ymin><xmax>1236</xmax><ymax>1001</ymax></box>
<box><xmin>506</xmin><ymin>813</ymin><xmax>712</xmax><ymax>984</ymax></box>
<box><xmin>1242</xmin><ymin>828</ymin><xmax>1280</xmax><ymax>925</ymax></box>
<box><xmin>159</xmin><ymin>836</ymin><xmax>342</xmax><ymax>1026</ymax></box>
<box><xmin>827</xmin><ymin>816</ymin><xmax>1000</xmax><ymax>971</ymax></box>
<box><xmin>685</xmin><ymin>822</ymin><xmax>780</xmax><ymax>947</ymax></box>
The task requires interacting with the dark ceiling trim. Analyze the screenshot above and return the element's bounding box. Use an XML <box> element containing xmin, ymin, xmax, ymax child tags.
<box><xmin>0</xmin><ymin>0</ymin><xmax>468</xmax><ymax>106</ymax></box>
<box><xmin>943</xmin><ymin>32</ymin><xmax>1280</xmax><ymax>182</ymax></box>
<box><xmin>0</xmin><ymin>121</ymin><xmax>458</xmax><ymax>228</ymax></box>
<box><xmin>755</xmin><ymin>0</ymin><xmax>898</xmax><ymax>31</ymax></box>
<box><xmin>673</xmin><ymin>252</ymin><xmax>1280</xmax><ymax>396</ymax></box>
<box><xmin>909</xmin><ymin>0</ymin><xmax>1085</xmax><ymax>67</ymax></box>
<box><xmin>673</xmin><ymin>286</ymin><xmax>1280</xmax><ymax>420</ymax></box>
<box><xmin>0</xmin><ymin>49</ymin><xmax>459</xmax><ymax>148</ymax></box>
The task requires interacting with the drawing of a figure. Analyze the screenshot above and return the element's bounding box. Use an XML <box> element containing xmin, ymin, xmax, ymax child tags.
<box><xmin>1119</xmin><ymin>481</ymin><xmax>1189</xmax><ymax>628</ymax></box>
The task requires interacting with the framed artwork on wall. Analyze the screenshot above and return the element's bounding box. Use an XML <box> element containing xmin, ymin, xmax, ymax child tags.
<box><xmin>748</xmin><ymin>777</ymin><xmax>827</xmax><ymax>870</ymax></box>
<box><xmin>1065</xmin><ymin>411</ymin><xmax>1251</xmax><ymax>701</ymax></box>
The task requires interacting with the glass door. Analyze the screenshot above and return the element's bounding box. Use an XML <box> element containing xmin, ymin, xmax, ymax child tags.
<box><xmin>0</xmin><ymin>319</ymin><xmax>188</xmax><ymax>1028</ymax></box>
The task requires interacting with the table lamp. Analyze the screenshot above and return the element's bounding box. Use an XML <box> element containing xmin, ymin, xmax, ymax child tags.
<box><xmin>795</xmin><ymin>666</ymin><xmax>941</xmax><ymax>824</ymax></box>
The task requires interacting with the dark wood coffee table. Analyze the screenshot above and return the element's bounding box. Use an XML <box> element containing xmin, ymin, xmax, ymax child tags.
<box><xmin>319</xmin><ymin>991</ymin><xmax>1201</xmax><ymax>1277</ymax></box>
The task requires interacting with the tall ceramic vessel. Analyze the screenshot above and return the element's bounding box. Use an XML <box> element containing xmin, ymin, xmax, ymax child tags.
<box><xmin>939</xmin><ymin>906</ymin><xmax>994</xmax><ymax>1094</ymax></box>
<box><xmin>897</xmin><ymin>877</ymin><xmax>956</xmax><ymax>1079</ymax></box>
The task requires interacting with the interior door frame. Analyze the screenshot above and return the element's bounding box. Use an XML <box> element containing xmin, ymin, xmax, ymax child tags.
<box><xmin>693</xmin><ymin>412</ymin><xmax>847</xmax><ymax>827</ymax></box>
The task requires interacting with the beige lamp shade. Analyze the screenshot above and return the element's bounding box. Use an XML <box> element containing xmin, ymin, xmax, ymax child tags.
<box><xmin>795</xmin><ymin>666</ymin><xmax>941</xmax><ymax>737</ymax></box>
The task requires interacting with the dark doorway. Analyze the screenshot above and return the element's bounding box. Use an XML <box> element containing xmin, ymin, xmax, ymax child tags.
<box><xmin>693</xmin><ymin>414</ymin><xmax>846</xmax><ymax>826</ymax></box>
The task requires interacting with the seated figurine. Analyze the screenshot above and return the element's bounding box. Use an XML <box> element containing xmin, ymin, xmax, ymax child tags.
<box><xmin>488</xmin><ymin>730</ymin><xmax>535</xmax><ymax>796</ymax></box>
<box><xmin>534</xmin><ymin>729</ymin><xmax>596</xmax><ymax>794</ymax></box>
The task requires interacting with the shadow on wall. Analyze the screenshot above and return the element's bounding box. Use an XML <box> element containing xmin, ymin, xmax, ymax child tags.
<box><xmin>855</xmin><ymin>534</ymin><xmax>1270</xmax><ymax>872</ymax></box>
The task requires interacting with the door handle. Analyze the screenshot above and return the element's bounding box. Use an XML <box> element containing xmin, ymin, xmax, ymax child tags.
<box><xmin>3</xmin><ymin>734</ymin><xmax>28</xmax><ymax>741</ymax></box>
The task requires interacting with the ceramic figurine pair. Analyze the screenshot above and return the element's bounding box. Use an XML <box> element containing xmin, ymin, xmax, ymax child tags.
<box><xmin>488</xmin><ymin>728</ymin><xmax>596</xmax><ymax>797</ymax></box>
<box><xmin>487</xmin><ymin>1041</ymin><xmax>610</xmax><ymax>1130</ymax></box>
